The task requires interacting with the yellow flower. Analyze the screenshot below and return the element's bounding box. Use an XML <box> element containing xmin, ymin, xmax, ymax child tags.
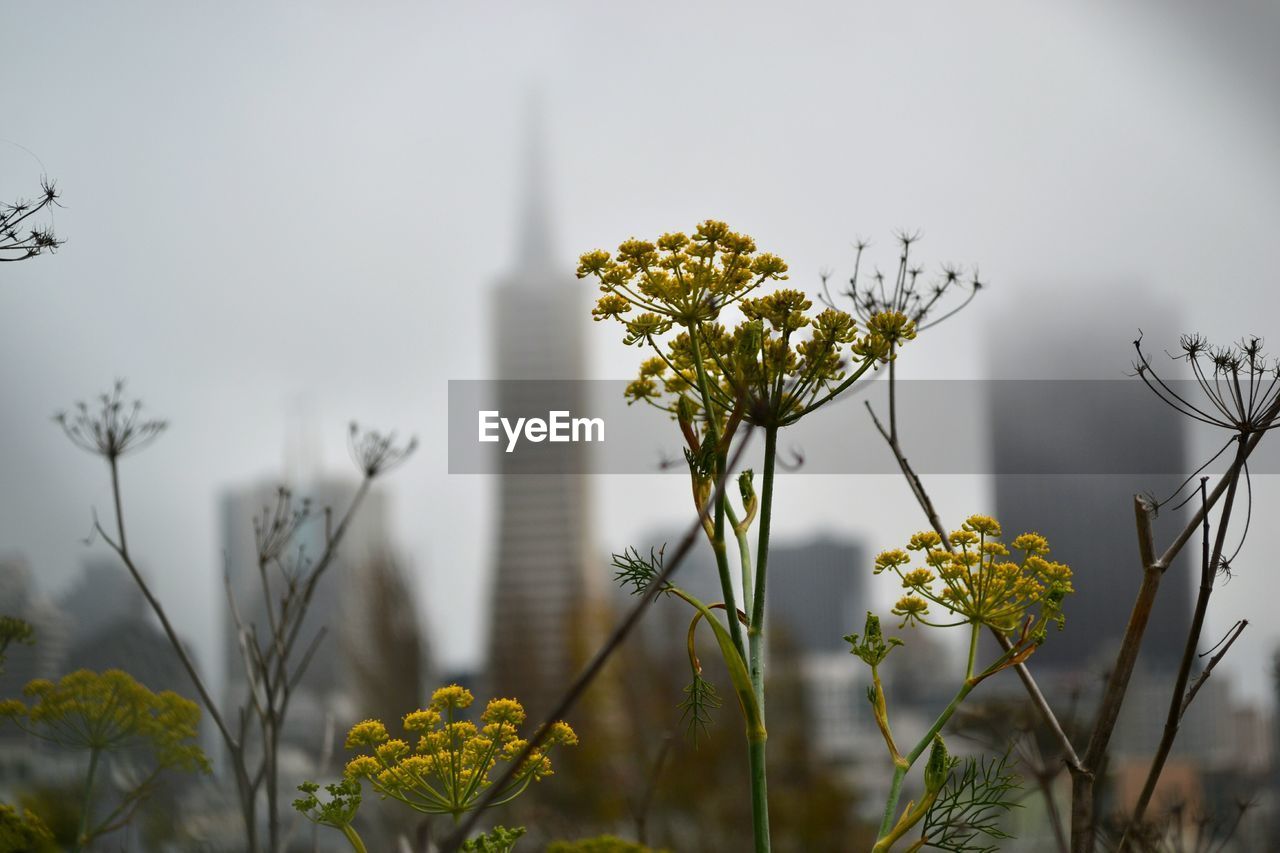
<box><xmin>428</xmin><ymin>684</ymin><xmax>474</xmax><ymax>712</ymax></box>
<box><xmin>344</xmin><ymin>755</ymin><xmax>380</xmax><ymax>779</ymax></box>
<box><xmin>902</xmin><ymin>568</ymin><xmax>935</xmax><ymax>589</ymax></box>
<box><xmin>544</xmin><ymin>720</ymin><xmax>579</xmax><ymax>747</ymax></box>
<box><xmin>1</xmin><ymin>668</ymin><xmax>207</xmax><ymax>848</ymax></box>
<box><xmin>876</xmin><ymin>519</ymin><xmax>1073</xmax><ymax>639</ymax></box>
<box><xmin>375</xmin><ymin>739</ymin><xmax>410</xmax><ymax>763</ymax></box>
<box><xmin>907</xmin><ymin>531</ymin><xmax>942</xmax><ymax>551</ymax></box>
<box><xmin>345</xmin><ymin>719</ymin><xmax>389</xmax><ymax>748</ymax></box>
<box><xmin>964</xmin><ymin>515</ymin><xmax>1002</xmax><ymax>537</ymax></box>
<box><xmin>892</xmin><ymin>595</ymin><xmax>931</xmax><ymax>627</ymax></box>
<box><xmin>402</xmin><ymin>709</ymin><xmax>441</xmax><ymax>731</ymax></box>
<box><xmin>344</xmin><ymin>686</ymin><xmax>575</xmax><ymax>820</ymax></box>
<box><xmin>1012</xmin><ymin>533</ymin><xmax>1050</xmax><ymax>555</ymax></box>
<box><xmin>874</xmin><ymin>549</ymin><xmax>911</xmax><ymax>574</ymax></box>
<box><xmin>481</xmin><ymin>698</ymin><xmax>526</xmax><ymax>727</ymax></box>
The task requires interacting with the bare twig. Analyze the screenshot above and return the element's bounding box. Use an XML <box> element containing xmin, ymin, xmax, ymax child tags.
<box><xmin>1122</xmin><ymin>463</ymin><xmax>1247</xmax><ymax>845</ymax></box>
<box><xmin>62</xmin><ymin>387</ymin><xmax>414</xmax><ymax>853</ymax></box>
<box><xmin>1180</xmin><ymin>620</ymin><xmax>1246</xmax><ymax>719</ymax></box>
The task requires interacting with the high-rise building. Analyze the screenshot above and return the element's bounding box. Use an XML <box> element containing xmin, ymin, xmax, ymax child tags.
<box><xmin>767</xmin><ymin>536</ymin><xmax>866</xmax><ymax>656</ymax></box>
<box><xmin>0</xmin><ymin>555</ymin><xmax>69</xmax><ymax>711</ymax></box>
<box><xmin>766</xmin><ymin>536</ymin><xmax>869</xmax><ymax>765</ymax></box>
<box><xmin>58</xmin><ymin>559</ymin><xmax>196</xmax><ymax>696</ymax></box>
<box><xmin>989</xmin><ymin>288</ymin><xmax>1192</xmax><ymax>677</ymax></box>
<box><xmin>484</xmin><ymin>109</ymin><xmax>598</xmax><ymax>720</ymax></box>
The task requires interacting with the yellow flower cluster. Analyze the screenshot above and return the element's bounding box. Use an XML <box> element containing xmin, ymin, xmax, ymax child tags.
<box><xmin>0</xmin><ymin>669</ymin><xmax>208</xmax><ymax>772</ymax></box>
<box><xmin>342</xmin><ymin>685</ymin><xmax>577</xmax><ymax>819</ymax></box>
<box><xmin>875</xmin><ymin>516</ymin><xmax>1073</xmax><ymax>637</ymax></box>
<box><xmin>578</xmin><ymin>221</ymin><xmax>787</xmax><ymax>328</ymax></box>
<box><xmin>578</xmin><ymin>221</ymin><xmax>916</xmax><ymax>429</ymax></box>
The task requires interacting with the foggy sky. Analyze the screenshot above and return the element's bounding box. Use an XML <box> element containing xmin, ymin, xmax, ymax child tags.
<box><xmin>3</xmin><ymin>1</ymin><xmax>1279</xmax><ymax>704</ymax></box>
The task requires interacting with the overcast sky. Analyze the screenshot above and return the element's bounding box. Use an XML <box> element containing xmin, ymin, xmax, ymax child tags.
<box><xmin>3</xmin><ymin>1</ymin><xmax>1279</xmax><ymax>704</ymax></box>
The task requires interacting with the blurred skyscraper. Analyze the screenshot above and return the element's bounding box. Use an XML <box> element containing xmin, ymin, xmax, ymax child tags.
<box><xmin>766</xmin><ymin>536</ymin><xmax>870</xmax><ymax>765</ymax></box>
<box><xmin>0</xmin><ymin>555</ymin><xmax>69</xmax><ymax>723</ymax></box>
<box><xmin>989</xmin><ymin>289</ymin><xmax>1192</xmax><ymax>676</ymax></box>
<box><xmin>767</xmin><ymin>536</ymin><xmax>866</xmax><ymax>656</ymax></box>
<box><xmin>484</xmin><ymin>109</ymin><xmax>599</xmax><ymax>720</ymax></box>
<box><xmin>59</xmin><ymin>559</ymin><xmax>197</xmax><ymax>699</ymax></box>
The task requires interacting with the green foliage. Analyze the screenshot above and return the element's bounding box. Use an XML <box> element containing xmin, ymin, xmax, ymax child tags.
<box><xmin>293</xmin><ymin>778</ymin><xmax>361</xmax><ymax>830</ymax></box>
<box><xmin>0</xmin><ymin>616</ymin><xmax>34</xmax><ymax>674</ymax></box>
<box><xmin>845</xmin><ymin>611</ymin><xmax>903</xmax><ymax>667</ymax></box>
<box><xmin>546</xmin><ymin>835</ymin><xmax>668</xmax><ymax>853</ymax></box>
<box><xmin>611</xmin><ymin>547</ymin><xmax>669</xmax><ymax>597</ymax></box>
<box><xmin>923</xmin><ymin>736</ymin><xmax>955</xmax><ymax>795</ymax></box>
<box><xmin>919</xmin><ymin>752</ymin><xmax>1021</xmax><ymax>853</ymax></box>
<box><xmin>461</xmin><ymin>825</ymin><xmax>527</xmax><ymax>852</ymax></box>
<box><xmin>0</xmin><ymin>803</ymin><xmax>56</xmax><ymax>853</ymax></box>
<box><xmin>677</xmin><ymin>673</ymin><xmax>722</xmax><ymax>746</ymax></box>
<box><xmin>293</xmin><ymin>779</ymin><xmax>367</xmax><ymax>852</ymax></box>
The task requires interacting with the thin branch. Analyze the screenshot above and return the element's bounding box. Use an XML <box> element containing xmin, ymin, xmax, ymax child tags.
<box><xmin>1122</xmin><ymin>460</ymin><xmax>1246</xmax><ymax>846</ymax></box>
<box><xmin>1180</xmin><ymin>619</ymin><xmax>1246</xmax><ymax>719</ymax></box>
<box><xmin>99</xmin><ymin>458</ymin><xmax>238</xmax><ymax>752</ymax></box>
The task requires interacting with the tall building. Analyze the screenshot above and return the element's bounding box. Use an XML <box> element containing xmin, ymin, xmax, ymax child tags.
<box><xmin>0</xmin><ymin>556</ymin><xmax>69</xmax><ymax>702</ymax></box>
<box><xmin>989</xmin><ymin>288</ymin><xmax>1192</xmax><ymax>677</ymax></box>
<box><xmin>58</xmin><ymin>559</ymin><xmax>197</xmax><ymax>696</ymax></box>
<box><xmin>766</xmin><ymin>536</ymin><xmax>869</xmax><ymax>764</ymax></box>
<box><xmin>767</xmin><ymin>536</ymin><xmax>866</xmax><ymax>656</ymax></box>
<box><xmin>485</xmin><ymin>110</ymin><xmax>598</xmax><ymax>720</ymax></box>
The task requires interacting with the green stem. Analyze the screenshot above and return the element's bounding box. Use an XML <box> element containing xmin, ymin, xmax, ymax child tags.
<box><xmin>688</xmin><ymin>326</ymin><xmax>746</xmax><ymax>658</ymax></box>
<box><xmin>877</xmin><ymin>626</ymin><xmax>1006</xmax><ymax>843</ymax></box>
<box><xmin>746</xmin><ymin>426</ymin><xmax>778</xmax><ymax>853</ymax></box>
<box><xmin>74</xmin><ymin>747</ymin><xmax>101</xmax><ymax>853</ymax></box>
<box><xmin>878</xmin><ymin>764</ymin><xmax>909</xmax><ymax>840</ymax></box>
<box><xmin>965</xmin><ymin>622</ymin><xmax>979</xmax><ymax>680</ymax></box>
<box><xmin>340</xmin><ymin>824</ymin><xmax>369</xmax><ymax>853</ymax></box>
<box><xmin>748</xmin><ymin>736</ymin><xmax>771</xmax><ymax>853</ymax></box>
<box><xmin>724</xmin><ymin>500</ymin><xmax>755</xmax><ymax>618</ymax></box>
<box><xmin>750</xmin><ymin>427</ymin><xmax>778</xmax><ymax>632</ymax></box>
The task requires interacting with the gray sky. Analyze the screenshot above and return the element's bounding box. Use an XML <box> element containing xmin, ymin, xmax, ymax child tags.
<box><xmin>3</xmin><ymin>1</ymin><xmax>1279</xmax><ymax>703</ymax></box>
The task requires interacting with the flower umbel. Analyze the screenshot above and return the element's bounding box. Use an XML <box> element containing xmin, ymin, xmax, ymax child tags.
<box><xmin>820</xmin><ymin>231</ymin><xmax>983</xmax><ymax>332</ymax></box>
<box><xmin>580</xmin><ymin>221</ymin><xmax>915</xmax><ymax>432</ymax></box>
<box><xmin>880</xmin><ymin>515</ymin><xmax>1073</xmax><ymax>641</ymax></box>
<box><xmin>342</xmin><ymin>685</ymin><xmax>577</xmax><ymax>820</ymax></box>
<box><xmin>0</xmin><ymin>668</ymin><xmax>208</xmax><ymax>770</ymax></box>
<box><xmin>54</xmin><ymin>381</ymin><xmax>167</xmax><ymax>460</ymax></box>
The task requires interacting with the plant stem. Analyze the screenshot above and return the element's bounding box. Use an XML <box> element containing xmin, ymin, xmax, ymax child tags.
<box><xmin>878</xmin><ymin>764</ymin><xmax>909</xmax><ymax>840</ymax></box>
<box><xmin>877</xmin><ymin>627</ymin><xmax>987</xmax><ymax>844</ymax></box>
<box><xmin>746</xmin><ymin>425</ymin><xmax>778</xmax><ymax>853</ymax></box>
<box><xmin>688</xmin><ymin>327</ymin><xmax>746</xmax><ymax>658</ymax></box>
<box><xmin>965</xmin><ymin>622</ymin><xmax>979</xmax><ymax>680</ymax></box>
<box><xmin>74</xmin><ymin>747</ymin><xmax>101</xmax><ymax>853</ymax></box>
<box><xmin>1122</xmin><ymin>457</ymin><xmax>1244</xmax><ymax>845</ymax></box>
<box><xmin>748</xmin><ymin>736</ymin><xmax>771</xmax><ymax>853</ymax></box>
<box><xmin>341</xmin><ymin>824</ymin><xmax>369</xmax><ymax>853</ymax></box>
